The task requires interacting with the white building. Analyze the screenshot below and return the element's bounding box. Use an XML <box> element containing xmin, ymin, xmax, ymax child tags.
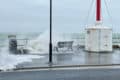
<box><xmin>85</xmin><ymin>24</ymin><xmax>112</xmax><ymax>52</ymax></box>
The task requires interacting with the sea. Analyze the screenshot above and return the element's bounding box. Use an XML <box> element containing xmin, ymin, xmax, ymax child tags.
<box><xmin>0</xmin><ymin>32</ymin><xmax>120</xmax><ymax>71</ymax></box>
<box><xmin>0</xmin><ymin>32</ymin><xmax>119</xmax><ymax>47</ymax></box>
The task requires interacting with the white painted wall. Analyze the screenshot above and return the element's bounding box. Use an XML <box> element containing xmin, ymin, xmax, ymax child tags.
<box><xmin>85</xmin><ymin>26</ymin><xmax>112</xmax><ymax>52</ymax></box>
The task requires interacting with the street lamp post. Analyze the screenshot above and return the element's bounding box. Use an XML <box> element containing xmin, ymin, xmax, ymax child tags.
<box><xmin>49</xmin><ymin>0</ymin><xmax>52</xmax><ymax>63</ymax></box>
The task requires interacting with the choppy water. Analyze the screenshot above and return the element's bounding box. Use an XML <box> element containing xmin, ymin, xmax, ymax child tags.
<box><xmin>0</xmin><ymin>32</ymin><xmax>120</xmax><ymax>71</ymax></box>
<box><xmin>0</xmin><ymin>32</ymin><xmax>119</xmax><ymax>47</ymax></box>
<box><xmin>0</xmin><ymin>33</ymin><xmax>42</xmax><ymax>71</ymax></box>
<box><xmin>0</xmin><ymin>32</ymin><xmax>120</xmax><ymax>53</ymax></box>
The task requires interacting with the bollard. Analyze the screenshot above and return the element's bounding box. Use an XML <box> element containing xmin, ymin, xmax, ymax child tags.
<box><xmin>8</xmin><ymin>35</ymin><xmax>18</xmax><ymax>54</ymax></box>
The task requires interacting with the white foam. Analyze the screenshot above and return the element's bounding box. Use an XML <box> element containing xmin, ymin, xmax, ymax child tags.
<box><xmin>0</xmin><ymin>48</ymin><xmax>44</xmax><ymax>71</ymax></box>
<box><xmin>27</xmin><ymin>30</ymin><xmax>70</xmax><ymax>54</ymax></box>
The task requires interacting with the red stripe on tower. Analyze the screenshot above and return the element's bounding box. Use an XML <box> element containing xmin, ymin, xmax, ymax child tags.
<box><xmin>96</xmin><ymin>0</ymin><xmax>101</xmax><ymax>21</ymax></box>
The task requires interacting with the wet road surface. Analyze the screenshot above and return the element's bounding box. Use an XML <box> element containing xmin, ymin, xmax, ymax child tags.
<box><xmin>16</xmin><ymin>49</ymin><xmax>120</xmax><ymax>69</ymax></box>
<box><xmin>1</xmin><ymin>68</ymin><xmax>120</xmax><ymax>80</ymax></box>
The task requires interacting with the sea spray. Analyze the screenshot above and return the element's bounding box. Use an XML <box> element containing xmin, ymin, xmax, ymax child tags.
<box><xmin>0</xmin><ymin>47</ymin><xmax>44</xmax><ymax>71</ymax></box>
<box><xmin>27</xmin><ymin>30</ymin><xmax>70</xmax><ymax>54</ymax></box>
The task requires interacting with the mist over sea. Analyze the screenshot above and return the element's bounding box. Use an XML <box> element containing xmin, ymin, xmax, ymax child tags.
<box><xmin>0</xmin><ymin>32</ymin><xmax>120</xmax><ymax>71</ymax></box>
<box><xmin>0</xmin><ymin>32</ymin><xmax>119</xmax><ymax>48</ymax></box>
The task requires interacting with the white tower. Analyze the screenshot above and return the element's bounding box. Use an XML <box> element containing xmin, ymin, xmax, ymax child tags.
<box><xmin>85</xmin><ymin>0</ymin><xmax>112</xmax><ymax>52</ymax></box>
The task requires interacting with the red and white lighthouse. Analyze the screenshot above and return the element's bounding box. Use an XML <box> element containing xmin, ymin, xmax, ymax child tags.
<box><xmin>85</xmin><ymin>0</ymin><xmax>112</xmax><ymax>52</ymax></box>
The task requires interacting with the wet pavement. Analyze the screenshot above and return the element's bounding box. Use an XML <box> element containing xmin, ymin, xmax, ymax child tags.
<box><xmin>16</xmin><ymin>48</ymin><xmax>120</xmax><ymax>69</ymax></box>
<box><xmin>1</xmin><ymin>69</ymin><xmax>120</xmax><ymax>80</ymax></box>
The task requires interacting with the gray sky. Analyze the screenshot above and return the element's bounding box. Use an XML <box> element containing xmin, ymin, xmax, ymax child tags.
<box><xmin>0</xmin><ymin>0</ymin><xmax>119</xmax><ymax>33</ymax></box>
